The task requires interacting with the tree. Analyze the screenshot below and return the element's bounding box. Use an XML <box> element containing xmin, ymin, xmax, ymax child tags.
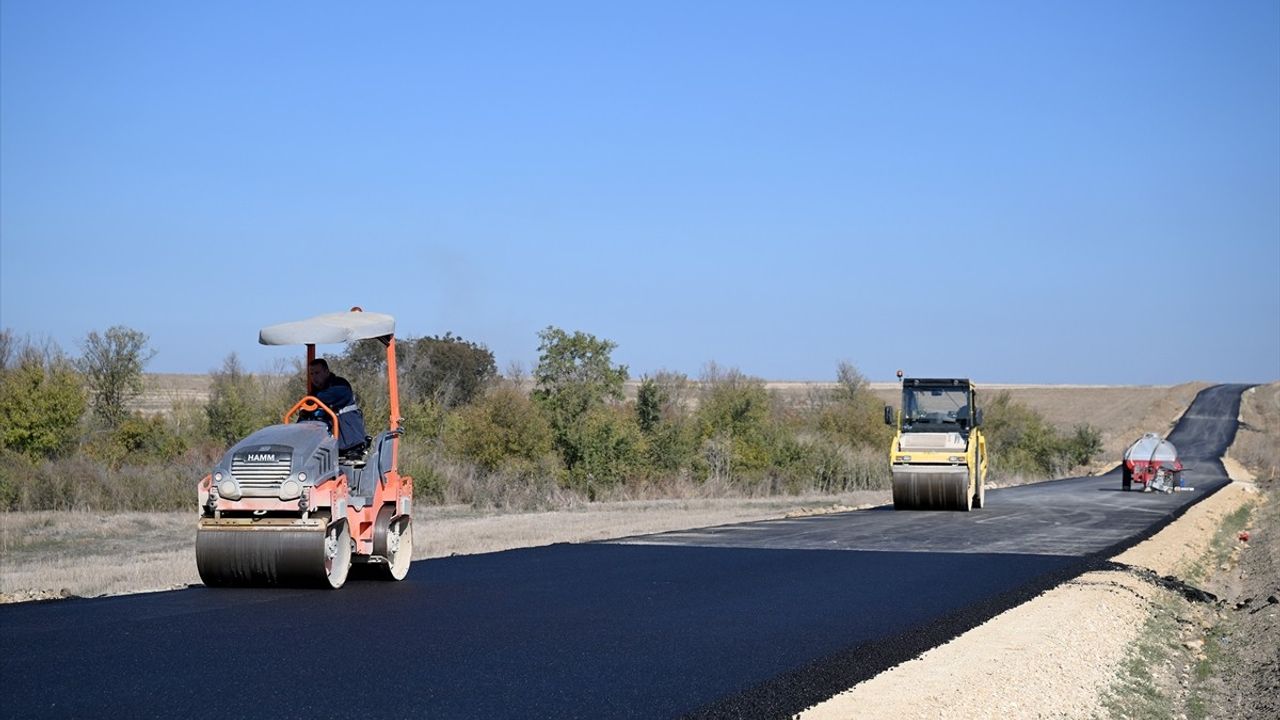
<box><xmin>0</xmin><ymin>329</ymin><xmax>15</xmax><ymax>371</ymax></box>
<box><xmin>402</xmin><ymin>333</ymin><xmax>497</xmax><ymax>408</ymax></box>
<box><xmin>819</xmin><ymin>361</ymin><xmax>892</xmax><ymax>447</ymax></box>
<box><xmin>532</xmin><ymin>327</ymin><xmax>629</xmax><ymax>474</ymax></box>
<box><xmin>0</xmin><ymin>350</ymin><xmax>86</xmax><ymax>459</ymax></box>
<box><xmin>1064</xmin><ymin>424</ymin><xmax>1103</xmax><ymax>468</ymax></box>
<box><xmin>78</xmin><ymin>326</ymin><xmax>155</xmax><ymax>428</ymax></box>
<box><xmin>835</xmin><ymin>360</ymin><xmax>869</xmax><ymax>401</ymax></box>
<box><xmin>206</xmin><ymin>354</ymin><xmax>270</xmax><ymax>445</ymax></box>
<box><xmin>693</xmin><ymin>364</ymin><xmax>773</xmax><ymax>474</ymax></box>
<box><xmin>636</xmin><ymin>377</ymin><xmax>664</xmax><ymax>433</ymax></box>
<box><xmin>636</xmin><ymin>370</ymin><xmax>691</xmax><ymax>433</ymax></box>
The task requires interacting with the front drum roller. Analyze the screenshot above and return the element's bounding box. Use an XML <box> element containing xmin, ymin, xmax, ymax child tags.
<box><xmin>370</xmin><ymin>505</ymin><xmax>413</xmax><ymax>581</ymax></box>
<box><xmin>196</xmin><ymin>514</ymin><xmax>352</xmax><ymax>589</ymax></box>
<box><xmin>892</xmin><ymin>466</ymin><xmax>973</xmax><ymax>511</ymax></box>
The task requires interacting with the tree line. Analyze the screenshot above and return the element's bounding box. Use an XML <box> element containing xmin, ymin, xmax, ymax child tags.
<box><xmin>0</xmin><ymin>325</ymin><xmax>1101</xmax><ymax>511</ymax></box>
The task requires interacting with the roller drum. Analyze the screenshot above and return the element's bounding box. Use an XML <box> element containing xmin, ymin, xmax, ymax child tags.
<box><xmin>892</xmin><ymin>466</ymin><xmax>972</xmax><ymax>511</ymax></box>
<box><xmin>196</xmin><ymin>518</ymin><xmax>350</xmax><ymax>588</ymax></box>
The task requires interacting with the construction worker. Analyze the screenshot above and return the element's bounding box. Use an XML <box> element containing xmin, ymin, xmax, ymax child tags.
<box><xmin>307</xmin><ymin>358</ymin><xmax>367</xmax><ymax>458</ymax></box>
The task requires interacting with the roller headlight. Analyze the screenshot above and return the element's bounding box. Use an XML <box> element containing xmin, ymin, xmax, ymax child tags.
<box><xmin>279</xmin><ymin>479</ymin><xmax>303</xmax><ymax>500</ymax></box>
<box><xmin>218</xmin><ymin>478</ymin><xmax>240</xmax><ymax>500</ymax></box>
<box><xmin>949</xmin><ymin>456</ymin><xmax>965</xmax><ymax>463</ymax></box>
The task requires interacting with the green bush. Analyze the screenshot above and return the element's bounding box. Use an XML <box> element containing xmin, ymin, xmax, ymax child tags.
<box><xmin>0</xmin><ymin>448</ymin><xmax>214</xmax><ymax>512</ymax></box>
<box><xmin>0</xmin><ymin>449</ymin><xmax>33</xmax><ymax>510</ymax></box>
<box><xmin>532</xmin><ymin>326</ymin><xmax>629</xmax><ymax>473</ymax></box>
<box><xmin>692</xmin><ymin>367</ymin><xmax>773</xmax><ymax>475</ymax></box>
<box><xmin>403</xmin><ymin>334</ymin><xmax>497</xmax><ymax>408</ymax></box>
<box><xmin>0</xmin><ymin>356</ymin><xmax>86</xmax><ymax>460</ymax></box>
<box><xmin>798</xmin><ymin>437</ymin><xmax>891</xmax><ymax>493</ymax></box>
<box><xmin>642</xmin><ymin>417</ymin><xmax>697</xmax><ymax>472</ymax></box>
<box><xmin>983</xmin><ymin>391</ymin><xmax>1102</xmax><ymax>478</ymax></box>
<box><xmin>636</xmin><ymin>377</ymin><xmax>663</xmax><ymax>433</ymax></box>
<box><xmin>445</xmin><ymin>385</ymin><xmax>554</xmax><ymax>471</ymax></box>
<box><xmin>86</xmin><ymin>414</ymin><xmax>187</xmax><ymax>469</ymax></box>
<box><xmin>396</xmin><ymin>437</ymin><xmax>447</xmax><ymax>504</ymax></box>
<box><xmin>340</xmin><ymin>333</ymin><xmax>497</xmax><ymax>411</ymax></box>
<box><xmin>635</xmin><ymin>373</ymin><xmax>698</xmax><ymax>473</ymax></box>
<box><xmin>205</xmin><ymin>353</ymin><xmax>277</xmax><ymax>446</ymax></box>
<box><xmin>817</xmin><ymin>361</ymin><xmax>893</xmax><ymax>448</ymax></box>
<box><xmin>401</xmin><ymin>397</ymin><xmax>447</xmax><ymax>440</ymax></box>
<box><xmin>563</xmin><ymin>405</ymin><xmax>645</xmax><ymax>494</ymax></box>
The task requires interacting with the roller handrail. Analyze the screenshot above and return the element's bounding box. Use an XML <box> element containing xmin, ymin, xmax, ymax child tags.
<box><xmin>283</xmin><ymin>396</ymin><xmax>339</xmax><ymax>439</ymax></box>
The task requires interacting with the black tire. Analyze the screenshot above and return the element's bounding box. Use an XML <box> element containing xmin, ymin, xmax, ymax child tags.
<box><xmin>1122</xmin><ymin>465</ymin><xmax>1132</xmax><ymax>491</ymax></box>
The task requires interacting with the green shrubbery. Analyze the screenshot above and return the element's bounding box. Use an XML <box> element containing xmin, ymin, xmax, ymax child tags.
<box><xmin>205</xmin><ymin>354</ymin><xmax>278</xmax><ymax>445</ymax></box>
<box><xmin>445</xmin><ymin>385</ymin><xmax>553</xmax><ymax>471</ymax></box>
<box><xmin>86</xmin><ymin>414</ymin><xmax>187</xmax><ymax>469</ymax></box>
<box><xmin>983</xmin><ymin>391</ymin><xmax>1102</xmax><ymax>479</ymax></box>
<box><xmin>0</xmin><ymin>324</ymin><xmax>1104</xmax><ymax>512</ymax></box>
<box><xmin>0</xmin><ymin>349</ymin><xmax>86</xmax><ymax>460</ymax></box>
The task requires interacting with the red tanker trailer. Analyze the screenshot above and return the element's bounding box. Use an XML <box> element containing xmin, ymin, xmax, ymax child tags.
<box><xmin>1122</xmin><ymin>433</ymin><xmax>1183</xmax><ymax>493</ymax></box>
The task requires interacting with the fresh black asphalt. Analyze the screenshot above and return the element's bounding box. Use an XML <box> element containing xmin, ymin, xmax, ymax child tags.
<box><xmin>0</xmin><ymin>384</ymin><xmax>1251</xmax><ymax>719</ymax></box>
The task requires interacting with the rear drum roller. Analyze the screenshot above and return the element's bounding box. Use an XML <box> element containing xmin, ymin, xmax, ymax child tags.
<box><xmin>371</xmin><ymin>505</ymin><xmax>413</xmax><ymax>581</ymax></box>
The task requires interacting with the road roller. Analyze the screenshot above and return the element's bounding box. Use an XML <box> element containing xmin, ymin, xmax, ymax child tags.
<box><xmin>196</xmin><ymin>308</ymin><xmax>413</xmax><ymax>588</ymax></box>
<box><xmin>884</xmin><ymin>376</ymin><xmax>988</xmax><ymax>511</ymax></box>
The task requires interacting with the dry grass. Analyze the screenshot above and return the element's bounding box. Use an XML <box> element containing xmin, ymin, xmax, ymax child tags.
<box><xmin>131</xmin><ymin>373</ymin><xmax>213</xmax><ymax>416</ymax></box>
<box><xmin>0</xmin><ymin>512</ymin><xmax>198</xmax><ymax>600</ymax></box>
<box><xmin>1231</xmin><ymin>382</ymin><xmax>1280</xmax><ymax>483</ymax></box>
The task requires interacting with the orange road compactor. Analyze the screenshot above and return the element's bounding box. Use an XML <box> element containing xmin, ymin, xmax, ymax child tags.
<box><xmin>196</xmin><ymin>309</ymin><xmax>413</xmax><ymax>588</ymax></box>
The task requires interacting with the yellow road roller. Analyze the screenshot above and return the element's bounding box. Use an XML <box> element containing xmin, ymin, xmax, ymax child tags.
<box><xmin>196</xmin><ymin>308</ymin><xmax>413</xmax><ymax>588</ymax></box>
<box><xmin>884</xmin><ymin>376</ymin><xmax>988</xmax><ymax>511</ymax></box>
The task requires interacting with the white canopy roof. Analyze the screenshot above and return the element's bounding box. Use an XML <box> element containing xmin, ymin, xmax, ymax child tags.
<box><xmin>259</xmin><ymin>310</ymin><xmax>396</xmax><ymax>346</ymax></box>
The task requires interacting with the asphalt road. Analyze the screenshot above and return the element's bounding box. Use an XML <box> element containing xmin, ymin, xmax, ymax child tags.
<box><xmin>0</xmin><ymin>384</ymin><xmax>1250</xmax><ymax>720</ymax></box>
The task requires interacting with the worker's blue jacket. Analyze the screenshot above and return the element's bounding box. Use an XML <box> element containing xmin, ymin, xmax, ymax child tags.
<box><xmin>314</xmin><ymin>375</ymin><xmax>367</xmax><ymax>452</ymax></box>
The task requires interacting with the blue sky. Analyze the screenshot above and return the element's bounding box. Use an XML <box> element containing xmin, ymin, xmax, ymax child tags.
<box><xmin>2</xmin><ymin>1</ymin><xmax>1277</xmax><ymax>384</ymax></box>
